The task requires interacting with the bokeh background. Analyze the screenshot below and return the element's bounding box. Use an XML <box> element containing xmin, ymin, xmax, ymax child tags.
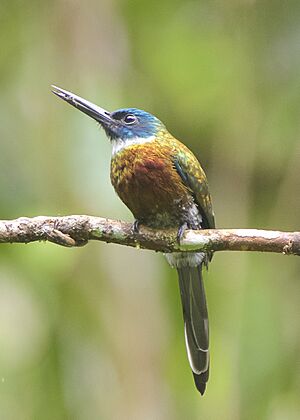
<box><xmin>1</xmin><ymin>1</ymin><xmax>300</xmax><ymax>419</ymax></box>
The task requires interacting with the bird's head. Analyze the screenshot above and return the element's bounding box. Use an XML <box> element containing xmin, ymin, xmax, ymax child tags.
<box><xmin>52</xmin><ymin>86</ymin><xmax>166</xmax><ymax>153</ymax></box>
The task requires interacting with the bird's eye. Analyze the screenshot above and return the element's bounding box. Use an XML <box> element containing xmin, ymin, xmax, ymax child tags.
<box><xmin>123</xmin><ymin>114</ymin><xmax>137</xmax><ymax>125</ymax></box>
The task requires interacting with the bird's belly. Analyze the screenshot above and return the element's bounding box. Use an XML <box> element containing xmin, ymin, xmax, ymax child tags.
<box><xmin>111</xmin><ymin>148</ymin><xmax>194</xmax><ymax>227</ymax></box>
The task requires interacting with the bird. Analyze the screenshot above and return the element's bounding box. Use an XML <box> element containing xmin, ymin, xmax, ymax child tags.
<box><xmin>52</xmin><ymin>85</ymin><xmax>215</xmax><ymax>395</ymax></box>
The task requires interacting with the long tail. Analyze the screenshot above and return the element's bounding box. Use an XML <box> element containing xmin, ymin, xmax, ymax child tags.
<box><xmin>177</xmin><ymin>263</ymin><xmax>209</xmax><ymax>395</ymax></box>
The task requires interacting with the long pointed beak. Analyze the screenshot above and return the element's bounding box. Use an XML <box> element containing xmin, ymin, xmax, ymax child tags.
<box><xmin>51</xmin><ymin>85</ymin><xmax>112</xmax><ymax>125</ymax></box>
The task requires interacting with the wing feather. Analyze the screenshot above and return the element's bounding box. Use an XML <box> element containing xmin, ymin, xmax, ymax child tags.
<box><xmin>173</xmin><ymin>152</ymin><xmax>215</xmax><ymax>229</ymax></box>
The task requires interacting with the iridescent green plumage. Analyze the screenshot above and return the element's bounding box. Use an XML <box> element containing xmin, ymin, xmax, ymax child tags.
<box><xmin>111</xmin><ymin>130</ymin><xmax>214</xmax><ymax>231</ymax></box>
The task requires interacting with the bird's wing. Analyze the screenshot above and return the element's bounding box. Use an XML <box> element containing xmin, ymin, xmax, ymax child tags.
<box><xmin>173</xmin><ymin>149</ymin><xmax>215</xmax><ymax>229</ymax></box>
<box><xmin>172</xmin><ymin>145</ymin><xmax>214</xmax><ymax>395</ymax></box>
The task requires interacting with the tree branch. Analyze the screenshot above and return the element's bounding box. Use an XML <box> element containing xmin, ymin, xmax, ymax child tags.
<box><xmin>0</xmin><ymin>215</ymin><xmax>299</xmax><ymax>256</ymax></box>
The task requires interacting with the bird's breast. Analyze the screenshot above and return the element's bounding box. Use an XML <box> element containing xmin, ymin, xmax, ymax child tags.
<box><xmin>110</xmin><ymin>143</ymin><xmax>192</xmax><ymax>226</ymax></box>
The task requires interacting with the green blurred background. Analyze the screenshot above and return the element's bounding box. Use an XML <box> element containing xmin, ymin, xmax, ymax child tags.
<box><xmin>0</xmin><ymin>1</ymin><xmax>300</xmax><ymax>419</ymax></box>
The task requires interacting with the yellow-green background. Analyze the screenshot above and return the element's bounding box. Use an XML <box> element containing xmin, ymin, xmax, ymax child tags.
<box><xmin>0</xmin><ymin>1</ymin><xmax>299</xmax><ymax>419</ymax></box>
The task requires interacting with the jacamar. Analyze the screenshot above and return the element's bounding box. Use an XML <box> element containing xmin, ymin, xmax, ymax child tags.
<box><xmin>52</xmin><ymin>86</ymin><xmax>215</xmax><ymax>395</ymax></box>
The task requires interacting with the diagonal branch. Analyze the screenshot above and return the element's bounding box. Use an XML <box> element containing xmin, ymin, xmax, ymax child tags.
<box><xmin>0</xmin><ymin>215</ymin><xmax>299</xmax><ymax>256</ymax></box>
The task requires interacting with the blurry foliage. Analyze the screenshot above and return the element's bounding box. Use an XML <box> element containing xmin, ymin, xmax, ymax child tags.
<box><xmin>0</xmin><ymin>0</ymin><xmax>300</xmax><ymax>419</ymax></box>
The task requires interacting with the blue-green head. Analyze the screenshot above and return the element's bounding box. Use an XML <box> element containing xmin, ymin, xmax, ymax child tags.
<box><xmin>108</xmin><ymin>108</ymin><xmax>164</xmax><ymax>140</ymax></box>
<box><xmin>52</xmin><ymin>86</ymin><xmax>166</xmax><ymax>143</ymax></box>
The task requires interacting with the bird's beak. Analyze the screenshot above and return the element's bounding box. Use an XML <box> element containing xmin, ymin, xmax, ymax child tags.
<box><xmin>51</xmin><ymin>85</ymin><xmax>113</xmax><ymax>125</ymax></box>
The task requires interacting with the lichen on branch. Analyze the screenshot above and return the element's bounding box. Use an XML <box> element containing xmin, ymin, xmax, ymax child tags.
<box><xmin>0</xmin><ymin>215</ymin><xmax>299</xmax><ymax>256</ymax></box>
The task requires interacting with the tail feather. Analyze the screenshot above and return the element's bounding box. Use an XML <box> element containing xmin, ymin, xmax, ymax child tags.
<box><xmin>177</xmin><ymin>264</ymin><xmax>209</xmax><ymax>395</ymax></box>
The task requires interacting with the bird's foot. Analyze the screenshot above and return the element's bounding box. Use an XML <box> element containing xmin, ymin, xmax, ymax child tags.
<box><xmin>177</xmin><ymin>222</ymin><xmax>188</xmax><ymax>243</ymax></box>
<box><xmin>132</xmin><ymin>219</ymin><xmax>141</xmax><ymax>234</ymax></box>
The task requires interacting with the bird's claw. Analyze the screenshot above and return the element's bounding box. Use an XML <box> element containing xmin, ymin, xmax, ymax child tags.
<box><xmin>132</xmin><ymin>219</ymin><xmax>140</xmax><ymax>234</ymax></box>
<box><xmin>177</xmin><ymin>222</ymin><xmax>188</xmax><ymax>243</ymax></box>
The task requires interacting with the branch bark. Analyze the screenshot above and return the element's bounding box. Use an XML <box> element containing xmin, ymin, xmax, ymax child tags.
<box><xmin>0</xmin><ymin>215</ymin><xmax>299</xmax><ymax>256</ymax></box>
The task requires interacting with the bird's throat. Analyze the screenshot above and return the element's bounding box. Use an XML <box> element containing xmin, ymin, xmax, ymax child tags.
<box><xmin>111</xmin><ymin>135</ymin><xmax>155</xmax><ymax>156</ymax></box>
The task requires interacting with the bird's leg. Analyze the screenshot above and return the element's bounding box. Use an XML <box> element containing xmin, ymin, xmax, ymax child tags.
<box><xmin>132</xmin><ymin>219</ymin><xmax>141</xmax><ymax>234</ymax></box>
<box><xmin>177</xmin><ymin>222</ymin><xmax>188</xmax><ymax>243</ymax></box>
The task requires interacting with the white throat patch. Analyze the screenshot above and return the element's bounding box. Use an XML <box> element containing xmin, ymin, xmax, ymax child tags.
<box><xmin>111</xmin><ymin>136</ymin><xmax>155</xmax><ymax>156</ymax></box>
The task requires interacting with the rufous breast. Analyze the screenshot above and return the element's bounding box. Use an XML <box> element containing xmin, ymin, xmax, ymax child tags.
<box><xmin>110</xmin><ymin>141</ymin><xmax>191</xmax><ymax>226</ymax></box>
